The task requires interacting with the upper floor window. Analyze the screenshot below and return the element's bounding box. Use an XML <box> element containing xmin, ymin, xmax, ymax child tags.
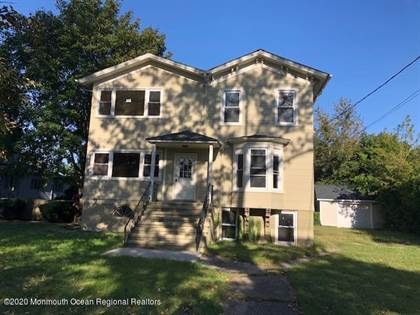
<box><xmin>98</xmin><ymin>89</ymin><xmax>162</xmax><ymax>118</ymax></box>
<box><xmin>115</xmin><ymin>91</ymin><xmax>145</xmax><ymax>116</ymax></box>
<box><xmin>222</xmin><ymin>90</ymin><xmax>240</xmax><ymax>124</ymax></box>
<box><xmin>99</xmin><ymin>91</ymin><xmax>112</xmax><ymax>115</ymax></box>
<box><xmin>277</xmin><ymin>90</ymin><xmax>296</xmax><ymax>125</ymax></box>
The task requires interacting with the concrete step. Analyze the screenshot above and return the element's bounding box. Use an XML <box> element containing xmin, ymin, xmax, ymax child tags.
<box><xmin>126</xmin><ymin>240</ymin><xmax>197</xmax><ymax>251</ymax></box>
<box><xmin>141</xmin><ymin>214</ymin><xmax>199</xmax><ymax>224</ymax></box>
<box><xmin>149</xmin><ymin>201</ymin><xmax>203</xmax><ymax>210</ymax></box>
<box><xmin>131</xmin><ymin>226</ymin><xmax>196</xmax><ymax>236</ymax></box>
<box><xmin>127</xmin><ymin>237</ymin><xmax>196</xmax><ymax>247</ymax></box>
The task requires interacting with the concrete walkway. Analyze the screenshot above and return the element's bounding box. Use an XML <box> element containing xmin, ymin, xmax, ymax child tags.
<box><xmin>105</xmin><ymin>247</ymin><xmax>300</xmax><ymax>314</ymax></box>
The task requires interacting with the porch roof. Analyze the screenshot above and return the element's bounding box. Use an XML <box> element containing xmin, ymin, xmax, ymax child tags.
<box><xmin>146</xmin><ymin>130</ymin><xmax>220</xmax><ymax>146</ymax></box>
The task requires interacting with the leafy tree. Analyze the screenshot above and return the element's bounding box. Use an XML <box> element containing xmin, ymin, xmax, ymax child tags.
<box><xmin>1</xmin><ymin>0</ymin><xmax>167</xmax><ymax>206</ymax></box>
<box><xmin>314</xmin><ymin>98</ymin><xmax>364</xmax><ymax>184</ymax></box>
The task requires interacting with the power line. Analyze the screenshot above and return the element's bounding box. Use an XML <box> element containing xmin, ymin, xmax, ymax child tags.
<box><xmin>329</xmin><ymin>55</ymin><xmax>420</xmax><ymax>123</ymax></box>
<box><xmin>363</xmin><ymin>88</ymin><xmax>420</xmax><ymax>132</ymax></box>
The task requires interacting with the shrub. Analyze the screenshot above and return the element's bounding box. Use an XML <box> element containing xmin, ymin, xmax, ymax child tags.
<box><xmin>0</xmin><ymin>199</ymin><xmax>27</xmax><ymax>220</ymax></box>
<box><xmin>39</xmin><ymin>200</ymin><xmax>77</xmax><ymax>223</ymax></box>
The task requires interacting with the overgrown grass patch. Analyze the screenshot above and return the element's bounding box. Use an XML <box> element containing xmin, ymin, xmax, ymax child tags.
<box><xmin>0</xmin><ymin>222</ymin><xmax>229</xmax><ymax>314</ymax></box>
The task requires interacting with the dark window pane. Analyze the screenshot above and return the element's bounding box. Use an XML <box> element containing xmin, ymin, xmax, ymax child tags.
<box><xmin>225</xmin><ymin>92</ymin><xmax>240</xmax><ymax>107</ymax></box>
<box><xmin>273</xmin><ymin>174</ymin><xmax>278</xmax><ymax>189</ymax></box>
<box><xmin>278</xmin><ymin>107</ymin><xmax>294</xmax><ymax>123</ymax></box>
<box><xmin>222</xmin><ymin>210</ymin><xmax>236</xmax><ymax>224</ymax></box>
<box><xmin>99</xmin><ymin>91</ymin><xmax>111</xmax><ymax>115</ymax></box>
<box><xmin>237</xmin><ymin>154</ymin><xmax>243</xmax><ymax>170</ymax></box>
<box><xmin>115</xmin><ymin>90</ymin><xmax>145</xmax><ymax>115</ymax></box>
<box><xmin>144</xmin><ymin>154</ymin><xmax>151</xmax><ymax>165</ymax></box>
<box><xmin>143</xmin><ymin>165</ymin><xmax>151</xmax><ymax>177</ymax></box>
<box><xmin>93</xmin><ymin>164</ymin><xmax>108</xmax><ymax>176</ymax></box>
<box><xmin>236</xmin><ymin>170</ymin><xmax>243</xmax><ymax>188</ymax></box>
<box><xmin>279</xmin><ymin>213</ymin><xmax>294</xmax><ymax>227</ymax></box>
<box><xmin>94</xmin><ymin>153</ymin><xmax>109</xmax><ymax>164</ymax></box>
<box><xmin>148</xmin><ymin>102</ymin><xmax>160</xmax><ymax>116</ymax></box>
<box><xmin>250</xmin><ymin>176</ymin><xmax>265</xmax><ymax>187</ymax></box>
<box><xmin>278</xmin><ymin>227</ymin><xmax>294</xmax><ymax>242</ymax></box>
<box><xmin>222</xmin><ymin>225</ymin><xmax>237</xmax><ymax>239</ymax></box>
<box><xmin>149</xmin><ymin>91</ymin><xmax>161</xmax><ymax>102</ymax></box>
<box><xmin>273</xmin><ymin>155</ymin><xmax>279</xmax><ymax>171</ymax></box>
<box><xmin>224</xmin><ymin>108</ymin><xmax>240</xmax><ymax>122</ymax></box>
<box><xmin>112</xmin><ymin>153</ymin><xmax>140</xmax><ymax>177</ymax></box>
<box><xmin>154</xmin><ymin>154</ymin><xmax>160</xmax><ymax>177</ymax></box>
<box><xmin>279</xmin><ymin>91</ymin><xmax>295</xmax><ymax>107</ymax></box>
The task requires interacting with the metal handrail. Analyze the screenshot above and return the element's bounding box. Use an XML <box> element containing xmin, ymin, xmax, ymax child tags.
<box><xmin>196</xmin><ymin>183</ymin><xmax>212</xmax><ymax>251</ymax></box>
<box><xmin>123</xmin><ymin>181</ymin><xmax>152</xmax><ymax>246</ymax></box>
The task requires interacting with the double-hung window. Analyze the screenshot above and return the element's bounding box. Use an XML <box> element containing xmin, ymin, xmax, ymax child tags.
<box><xmin>273</xmin><ymin>154</ymin><xmax>280</xmax><ymax>189</ymax></box>
<box><xmin>143</xmin><ymin>153</ymin><xmax>160</xmax><ymax>178</ymax></box>
<box><xmin>92</xmin><ymin>153</ymin><xmax>110</xmax><ymax>176</ymax></box>
<box><xmin>222</xmin><ymin>90</ymin><xmax>240</xmax><ymax>123</ymax></box>
<box><xmin>250</xmin><ymin>149</ymin><xmax>267</xmax><ymax>188</ymax></box>
<box><xmin>98</xmin><ymin>89</ymin><xmax>162</xmax><ymax>117</ymax></box>
<box><xmin>277</xmin><ymin>90</ymin><xmax>296</xmax><ymax>125</ymax></box>
<box><xmin>278</xmin><ymin>212</ymin><xmax>296</xmax><ymax>243</ymax></box>
<box><xmin>221</xmin><ymin>208</ymin><xmax>237</xmax><ymax>240</ymax></box>
<box><xmin>99</xmin><ymin>91</ymin><xmax>112</xmax><ymax>115</ymax></box>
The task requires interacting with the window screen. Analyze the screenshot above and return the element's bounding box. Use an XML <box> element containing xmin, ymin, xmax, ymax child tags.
<box><xmin>278</xmin><ymin>91</ymin><xmax>295</xmax><ymax>124</ymax></box>
<box><xmin>278</xmin><ymin>213</ymin><xmax>295</xmax><ymax>242</ymax></box>
<box><xmin>143</xmin><ymin>153</ymin><xmax>160</xmax><ymax>178</ymax></box>
<box><xmin>236</xmin><ymin>154</ymin><xmax>244</xmax><ymax>188</ymax></box>
<box><xmin>148</xmin><ymin>91</ymin><xmax>161</xmax><ymax>116</ymax></box>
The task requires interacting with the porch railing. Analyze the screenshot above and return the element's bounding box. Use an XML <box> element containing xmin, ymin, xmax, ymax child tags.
<box><xmin>123</xmin><ymin>181</ymin><xmax>152</xmax><ymax>246</ymax></box>
<box><xmin>196</xmin><ymin>183</ymin><xmax>213</xmax><ymax>251</ymax></box>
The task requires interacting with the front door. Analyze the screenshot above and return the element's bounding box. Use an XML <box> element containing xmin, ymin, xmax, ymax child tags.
<box><xmin>173</xmin><ymin>153</ymin><xmax>196</xmax><ymax>200</ymax></box>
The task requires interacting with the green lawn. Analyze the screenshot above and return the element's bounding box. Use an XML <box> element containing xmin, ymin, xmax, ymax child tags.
<box><xmin>288</xmin><ymin>226</ymin><xmax>420</xmax><ymax>315</ymax></box>
<box><xmin>207</xmin><ymin>240</ymin><xmax>320</xmax><ymax>270</ymax></box>
<box><xmin>0</xmin><ymin>222</ymin><xmax>229</xmax><ymax>314</ymax></box>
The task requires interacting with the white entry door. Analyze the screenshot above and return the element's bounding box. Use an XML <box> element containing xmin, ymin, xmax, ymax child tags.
<box><xmin>173</xmin><ymin>154</ymin><xmax>196</xmax><ymax>200</ymax></box>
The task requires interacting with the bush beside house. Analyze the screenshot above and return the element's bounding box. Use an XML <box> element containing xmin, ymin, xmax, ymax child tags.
<box><xmin>39</xmin><ymin>201</ymin><xmax>77</xmax><ymax>223</ymax></box>
<box><xmin>0</xmin><ymin>199</ymin><xmax>28</xmax><ymax>220</ymax></box>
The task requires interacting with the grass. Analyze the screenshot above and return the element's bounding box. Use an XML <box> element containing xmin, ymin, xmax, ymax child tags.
<box><xmin>288</xmin><ymin>226</ymin><xmax>420</xmax><ymax>315</ymax></box>
<box><xmin>207</xmin><ymin>240</ymin><xmax>320</xmax><ymax>270</ymax></box>
<box><xmin>0</xmin><ymin>222</ymin><xmax>229</xmax><ymax>314</ymax></box>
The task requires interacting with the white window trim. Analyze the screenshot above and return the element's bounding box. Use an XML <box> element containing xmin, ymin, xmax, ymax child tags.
<box><xmin>220</xmin><ymin>89</ymin><xmax>243</xmax><ymax>125</ymax></box>
<box><xmin>221</xmin><ymin>208</ymin><xmax>238</xmax><ymax>241</ymax></box>
<box><xmin>89</xmin><ymin>150</ymin><xmax>162</xmax><ymax>181</ymax></box>
<box><xmin>275</xmin><ymin>89</ymin><xmax>298</xmax><ymax>126</ymax></box>
<box><xmin>275</xmin><ymin>211</ymin><xmax>297</xmax><ymax>245</ymax></box>
<box><xmin>233</xmin><ymin>143</ymin><xmax>284</xmax><ymax>193</ymax></box>
<box><xmin>96</xmin><ymin>88</ymin><xmax>164</xmax><ymax>118</ymax></box>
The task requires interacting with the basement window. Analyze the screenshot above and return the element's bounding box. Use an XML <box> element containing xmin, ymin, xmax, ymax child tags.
<box><xmin>278</xmin><ymin>212</ymin><xmax>296</xmax><ymax>244</ymax></box>
<box><xmin>222</xmin><ymin>208</ymin><xmax>238</xmax><ymax>240</ymax></box>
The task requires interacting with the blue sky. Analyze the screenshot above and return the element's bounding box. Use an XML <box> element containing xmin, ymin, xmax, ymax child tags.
<box><xmin>14</xmin><ymin>0</ymin><xmax>420</xmax><ymax>134</ymax></box>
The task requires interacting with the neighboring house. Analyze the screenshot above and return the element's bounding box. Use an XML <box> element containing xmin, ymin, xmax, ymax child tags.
<box><xmin>78</xmin><ymin>49</ymin><xmax>331</xmax><ymax>249</ymax></box>
<box><xmin>0</xmin><ymin>174</ymin><xmax>67</xmax><ymax>200</ymax></box>
<box><xmin>315</xmin><ymin>184</ymin><xmax>384</xmax><ymax>229</ymax></box>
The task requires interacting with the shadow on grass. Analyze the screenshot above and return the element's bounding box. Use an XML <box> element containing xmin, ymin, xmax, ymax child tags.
<box><xmin>364</xmin><ymin>229</ymin><xmax>420</xmax><ymax>246</ymax></box>
<box><xmin>0</xmin><ymin>222</ymin><xmax>228</xmax><ymax>314</ymax></box>
<box><xmin>287</xmin><ymin>253</ymin><xmax>420</xmax><ymax>315</ymax></box>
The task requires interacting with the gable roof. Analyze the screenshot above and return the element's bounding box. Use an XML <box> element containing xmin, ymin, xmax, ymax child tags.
<box><xmin>146</xmin><ymin>130</ymin><xmax>219</xmax><ymax>145</ymax></box>
<box><xmin>315</xmin><ymin>184</ymin><xmax>373</xmax><ymax>201</ymax></box>
<box><xmin>77</xmin><ymin>49</ymin><xmax>331</xmax><ymax>98</ymax></box>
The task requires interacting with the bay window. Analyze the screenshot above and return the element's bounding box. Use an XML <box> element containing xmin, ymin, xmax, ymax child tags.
<box><xmin>236</xmin><ymin>154</ymin><xmax>244</xmax><ymax>188</ymax></box>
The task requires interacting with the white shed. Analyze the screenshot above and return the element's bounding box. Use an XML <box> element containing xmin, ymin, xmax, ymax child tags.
<box><xmin>315</xmin><ymin>184</ymin><xmax>383</xmax><ymax>229</ymax></box>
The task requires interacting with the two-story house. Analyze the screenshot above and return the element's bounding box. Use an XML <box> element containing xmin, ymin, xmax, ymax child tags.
<box><xmin>78</xmin><ymin>49</ymin><xmax>330</xmax><ymax>250</ymax></box>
